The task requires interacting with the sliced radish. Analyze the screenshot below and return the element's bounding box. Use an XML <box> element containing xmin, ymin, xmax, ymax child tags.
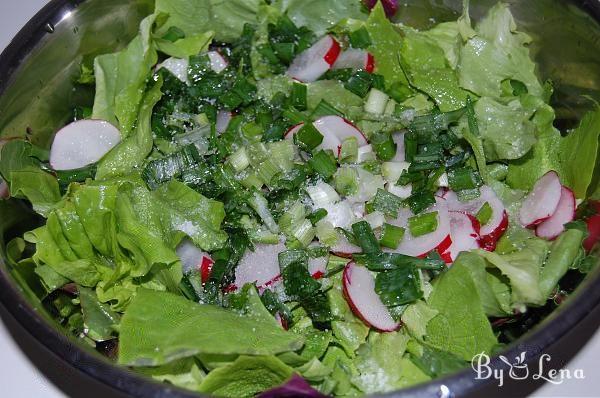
<box><xmin>519</xmin><ymin>171</ymin><xmax>562</xmax><ymax>227</ymax></box>
<box><xmin>176</xmin><ymin>240</ymin><xmax>214</xmax><ymax>282</ymax></box>
<box><xmin>287</xmin><ymin>35</ymin><xmax>341</xmax><ymax>82</ymax></box>
<box><xmin>330</xmin><ymin>234</ymin><xmax>362</xmax><ymax>257</ymax></box>
<box><xmin>363</xmin><ymin>0</ymin><xmax>399</xmax><ymax>17</ymax></box>
<box><xmin>445</xmin><ymin>212</ymin><xmax>481</xmax><ymax>262</ymax></box>
<box><xmin>321</xmin><ymin>201</ymin><xmax>356</xmax><ymax>230</ymax></box>
<box><xmin>536</xmin><ymin>186</ymin><xmax>576</xmax><ymax>240</ymax></box>
<box><xmin>275</xmin><ymin>313</ymin><xmax>289</xmax><ymax>330</ymax></box>
<box><xmin>342</xmin><ymin>262</ymin><xmax>400</xmax><ymax>332</ymax></box>
<box><xmin>157</xmin><ymin>57</ymin><xmax>189</xmax><ymax>83</ymax></box>
<box><xmin>387</xmin><ymin>197</ymin><xmax>452</xmax><ymax>257</ymax></box>
<box><xmin>49</xmin><ymin>120</ymin><xmax>121</xmax><ymax>170</ymax></box>
<box><xmin>584</xmin><ymin>214</ymin><xmax>600</xmax><ymax>252</ymax></box>
<box><xmin>309</xmin><ymin>256</ymin><xmax>328</xmax><ymax>279</ymax></box>
<box><xmin>0</xmin><ymin>180</ymin><xmax>8</xmax><ymax>199</ymax></box>
<box><xmin>284</xmin><ymin>123</ymin><xmax>304</xmax><ymax>140</ymax></box>
<box><xmin>386</xmin><ymin>182</ymin><xmax>412</xmax><ymax>200</ymax></box>
<box><xmin>216</xmin><ymin>110</ymin><xmax>232</xmax><ymax>134</ymax></box>
<box><xmin>444</xmin><ymin>186</ymin><xmax>508</xmax><ymax>250</ymax></box>
<box><xmin>207</xmin><ymin>51</ymin><xmax>228</xmax><ymax>73</ymax></box>
<box><xmin>332</xmin><ymin>49</ymin><xmax>375</xmax><ymax>73</ymax></box>
<box><xmin>391</xmin><ymin>132</ymin><xmax>405</xmax><ymax>162</ymax></box>
<box><xmin>234</xmin><ymin>242</ymin><xmax>285</xmax><ymax>289</ymax></box>
<box><xmin>313</xmin><ymin>115</ymin><xmax>368</xmax><ymax>156</ymax></box>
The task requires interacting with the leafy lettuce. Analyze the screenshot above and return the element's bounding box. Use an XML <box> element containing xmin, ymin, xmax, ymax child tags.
<box><xmin>119</xmin><ymin>289</ymin><xmax>304</xmax><ymax>366</ymax></box>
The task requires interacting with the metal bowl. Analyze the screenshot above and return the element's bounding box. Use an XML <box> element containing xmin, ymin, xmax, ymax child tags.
<box><xmin>1</xmin><ymin>1</ymin><xmax>599</xmax><ymax>397</ymax></box>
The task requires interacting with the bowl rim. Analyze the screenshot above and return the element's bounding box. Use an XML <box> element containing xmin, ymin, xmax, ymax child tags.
<box><xmin>1</xmin><ymin>1</ymin><xmax>600</xmax><ymax>397</ymax></box>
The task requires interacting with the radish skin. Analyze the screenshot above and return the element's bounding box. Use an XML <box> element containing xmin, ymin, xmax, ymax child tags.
<box><xmin>287</xmin><ymin>35</ymin><xmax>341</xmax><ymax>82</ymax></box>
<box><xmin>342</xmin><ymin>262</ymin><xmax>400</xmax><ymax>332</ymax></box>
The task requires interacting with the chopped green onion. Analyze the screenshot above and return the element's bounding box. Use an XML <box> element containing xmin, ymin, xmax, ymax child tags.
<box><xmin>309</xmin><ymin>150</ymin><xmax>338</xmax><ymax>180</ymax></box>
<box><xmin>161</xmin><ymin>26</ymin><xmax>186</xmax><ymax>42</ymax></box>
<box><xmin>448</xmin><ymin>166</ymin><xmax>483</xmax><ymax>191</ymax></box>
<box><xmin>357</xmin><ymin>145</ymin><xmax>376</xmax><ymax>163</ymax></box>
<box><xmin>339</xmin><ymin>137</ymin><xmax>359</xmax><ymax>163</ymax></box>
<box><xmin>241</xmin><ymin>122</ymin><xmax>263</xmax><ymax>140</ymax></box>
<box><xmin>283</xmin><ymin>108</ymin><xmax>306</xmax><ymax>125</ymax></box>
<box><xmin>364</xmin><ymin>88</ymin><xmax>389</xmax><ymax>115</ymax></box>
<box><xmin>465</xmin><ymin>97</ymin><xmax>480</xmax><ymax>137</ymax></box>
<box><xmin>291</xmin><ymin>81</ymin><xmax>308</xmax><ymax>111</ymax></box>
<box><xmin>142</xmin><ymin>144</ymin><xmax>201</xmax><ymax>189</ymax></box>
<box><xmin>370</xmin><ymin>131</ymin><xmax>396</xmax><ymax>161</ymax></box>
<box><xmin>273</xmin><ymin>42</ymin><xmax>296</xmax><ymax>64</ymax></box>
<box><xmin>384</xmin><ymin>99</ymin><xmax>397</xmax><ymax>115</ymax></box>
<box><xmin>406</xmin><ymin>190</ymin><xmax>436</xmax><ymax>214</ymax></box>
<box><xmin>257</xmin><ymin>44</ymin><xmax>281</xmax><ymax>65</ymax></box>
<box><xmin>309</xmin><ymin>100</ymin><xmax>344</xmax><ymax>120</ymax></box>
<box><xmin>279</xmin><ymin>201</ymin><xmax>307</xmax><ymax>232</ymax></box>
<box><xmin>316</xmin><ymin>220</ymin><xmax>339</xmax><ymax>246</ymax></box>
<box><xmin>476</xmin><ymin>202</ymin><xmax>493</xmax><ymax>226</ymax></box>
<box><xmin>308</xmin><ymin>208</ymin><xmax>328</xmax><ymax>225</ymax></box>
<box><xmin>349</xmin><ymin>27</ymin><xmax>372</xmax><ymax>49</ymax></box>
<box><xmin>291</xmin><ymin>219</ymin><xmax>315</xmax><ymax>247</ymax></box>
<box><xmin>457</xmin><ymin>188</ymin><xmax>481</xmax><ymax>201</ymax></box>
<box><xmin>370</xmin><ymin>74</ymin><xmax>385</xmax><ymax>90</ymax></box>
<box><xmin>295</xmin><ymin>123</ymin><xmax>323</xmax><ymax>151</ymax></box>
<box><xmin>228</xmin><ymin>147</ymin><xmax>251</xmax><ymax>172</ymax></box>
<box><xmin>268</xmin><ymin>140</ymin><xmax>296</xmax><ymax>172</ymax></box>
<box><xmin>255</xmin><ymin>158</ymin><xmax>280</xmax><ymax>184</ymax></box>
<box><xmin>387</xmin><ymin>81</ymin><xmax>413</xmax><ymax>103</ymax></box>
<box><xmin>306</xmin><ymin>182</ymin><xmax>340</xmax><ymax>207</ymax></box>
<box><xmin>488</xmin><ymin>163</ymin><xmax>509</xmax><ymax>181</ymax></box>
<box><xmin>374</xmin><ymin>266</ymin><xmax>423</xmax><ymax>307</ymax></box>
<box><xmin>249</xmin><ymin>191</ymin><xmax>280</xmax><ymax>233</ymax></box>
<box><xmin>370</xmin><ymin>188</ymin><xmax>404</xmax><ymax>218</ymax></box>
<box><xmin>351</xmin><ymin>221</ymin><xmax>380</xmax><ymax>254</ymax></box>
<box><xmin>408</xmin><ymin>211</ymin><xmax>439</xmax><ymax>237</ymax></box>
<box><xmin>334</xmin><ymin>167</ymin><xmax>359</xmax><ymax>196</ymax></box>
<box><xmin>409</xmin><ymin>108</ymin><xmax>466</xmax><ymax>138</ymax></box>
<box><xmin>379</xmin><ymin>223</ymin><xmax>405</xmax><ymax>249</ymax></box>
<box><xmin>382</xmin><ymin>161</ymin><xmax>410</xmax><ymax>184</ymax></box>
<box><xmin>247</xmin><ymin>142</ymin><xmax>269</xmax><ymax>165</ymax></box>
<box><xmin>364</xmin><ymin>211</ymin><xmax>385</xmax><ymax>229</ymax></box>
<box><xmin>404</xmin><ymin>133</ymin><xmax>418</xmax><ymax>162</ymax></box>
<box><xmin>354</xmin><ymin>252</ymin><xmax>445</xmax><ymax>272</ymax></box>
<box><xmin>240</xmin><ymin>171</ymin><xmax>263</xmax><ymax>189</ymax></box>
<box><xmin>345</xmin><ymin>71</ymin><xmax>372</xmax><ymax>97</ymax></box>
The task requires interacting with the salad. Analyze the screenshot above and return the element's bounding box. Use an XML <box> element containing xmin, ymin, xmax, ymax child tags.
<box><xmin>1</xmin><ymin>0</ymin><xmax>600</xmax><ymax>396</ymax></box>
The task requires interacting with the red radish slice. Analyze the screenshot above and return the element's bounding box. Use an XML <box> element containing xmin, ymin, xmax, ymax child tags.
<box><xmin>584</xmin><ymin>214</ymin><xmax>600</xmax><ymax>251</ymax></box>
<box><xmin>207</xmin><ymin>51</ymin><xmax>228</xmax><ymax>73</ymax></box>
<box><xmin>287</xmin><ymin>35</ymin><xmax>341</xmax><ymax>82</ymax></box>
<box><xmin>176</xmin><ymin>240</ymin><xmax>214</xmax><ymax>281</ymax></box>
<box><xmin>50</xmin><ymin>120</ymin><xmax>121</xmax><ymax>170</ymax></box>
<box><xmin>216</xmin><ymin>110</ymin><xmax>233</xmax><ymax>134</ymax></box>
<box><xmin>363</xmin><ymin>0</ymin><xmax>399</xmax><ymax>17</ymax></box>
<box><xmin>275</xmin><ymin>313</ymin><xmax>289</xmax><ymax>330</ymax></box>
<box><xmin>519</xmin><ymin>171</ymin><xmax>562</xmax><ymax>227</ymax></box>
<box><xmin>342</xmin><ymin>262</ymin><xmax>400</xmax><ymax>332</ymax></box>
<box><xmin>235</xmin><ymin>242</ymin><xmax>285</xmax><ymax>289</ymax></box>
<box><xmin>333</xmin><ymin>49</ymin><xmax>375</xmax><ymax>73</ymax></box>
<box><xmin>387</xmin><ymin>197</ymin><xmax>452</xmax><ymax>257</ymax></box>
<box><xmin>391</xmin><ymin>132</ymin><xmax>405</xmax><ymax>162</ymax></box>
<box><xmin>309</xmin><ymin>256</ymin><xmax>328</xmax><ymax>279</ymax></box>
<box><xmin>444</xmin><ymin>186</ymin><xmax>508</xmax><ymax>249</ymax></box>
<box><xmin>536</xmin><ymin>186</ymin><xmax>576</xmax><ymax>240</ymax></box>
<box><xmin>284</xmin><ymin>123</ymin><xmax>304</xmax><ymax>140</ymax></box>
<box><xmin>0</xmin><ymin>180</ymin><xmax>8</xmax><ymax>199</ymax></box>
<box><xmin>157</xmin><ymin>57</ymin><xmax>189</xmax><ymax>83</ymax></box>
<box><xmin>330</xmin><ymin>234</ymin><xmax>362</xmax><ymax>257</ymax></box>
<box><xmin>445</xmin><ymin>211</ymin><xmax>481</xmax><ymax>262</ymax></box>
<box><xmin>313</xmin><ymin>115</ymin><xmax>368</xmax><ymax>156</ymax></box>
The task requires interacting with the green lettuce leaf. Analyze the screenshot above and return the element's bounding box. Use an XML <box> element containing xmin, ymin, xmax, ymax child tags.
<box><xmin>400</xmin><ymin>300</ymin><xmax>439</xmax><ymax>340</ymax></box>
<box><xmin>425</xmin><ymin>261</ymin><xmax>497</xmax><ymax>360</ymax></box>
<box><xmin>322</xmin><ymin>346</ymin><xmax>361</xmax><ymax>396</ymax></box>
<box><xmin>475</xmin><ymin>96</ymin><xmax>537</xmax><ymax>161</ymax></box>
<box><xmin>154</xmin><ymin>31</ymin><xmax>214</xmax><ymax>58</ymax></box>
<box><xmin>9</xmin><ymin>167</ymin><xmax>61</xmax><ymax>216</ymax></box>
<box><xmin>92</xmin><ymin>15</ymin><xmax>158</xmax><ymax>136</ymax></box>
<box><xmin>96</xmin><ymin>77</ymin><xmax>163</xmax><ymax>179</ymax></box>
<box><xmin>307</xmin><ymin>80</ymin><xmax>365</xmax><ymax>121</ymax></box>
<box><xmin>400</xmin><ymin>28</ymin><xmax>468</xmax><ymax>112</ymax></box>
<box><xmin>452</xmin><ymin>251</ymin><xmax>511</xmax><ymax>317</ymax></box>
<box><xmin>119</xmin><ymin>289</ymin><xmax>304</xmax><ymax>366</ymax></box>
<box><xmin>79</xmin><ymin>286</ymin><xmax>120</xmax><ymax>342</ymax></box>
<box><xmin>137</xmin><ymin>358</ymin><xmax>205</xmax><ymax>391</ymax></box>
<box><xmin>507</xmin><ymin>107</ymin><xmax>600</xmax><ymax>198</ymax></box>
<box><xmin>155</xmin><ymin>0</ymin><xmax>260</xmax><ymax>43</ymax></box>
<box><xmin>275</xmin><ymin>0</ymin><xmax>366</xmax><ymax>37</ymax></box>
<box><xmin>458</xmin><ymin>3</ymin><xmax>542</xmax><ymax>100</ymax></box>
<box><xmin>365</xmin><ymin>3</ymin><xmax>410</xmax><ymax>90</ymax></box>
<box><xmin>539</xmin><ymin>228</ymin><xmax>586</xmax><ymax>297</ymax></box>
<box><xmin>353</xmin><ymin>331</ymin><xmax>410</xmax><ymax>394</ymax></box>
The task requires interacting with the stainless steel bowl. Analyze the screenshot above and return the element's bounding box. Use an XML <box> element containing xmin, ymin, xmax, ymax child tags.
<box><xmin>1</xmin><ymin>1</ymin><xmax>599</xmax><ymax>397</ymax></box>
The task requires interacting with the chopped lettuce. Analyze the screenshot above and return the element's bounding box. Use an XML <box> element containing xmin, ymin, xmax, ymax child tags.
<box><xmin>458</xmin><ymin>3</ymin><xmax>543</xmax><ymax>100</ymax></box>
<box><xmin>507</xmin><ymin>107</ymin><xmax>600</xmax><ymax>198</ymax></box>
<box><xmin>425</xmin><ymin>261</ymin><xmax>498</xmax><ymax>360</ymax></box>
<box><xmin>92</xmin><ymin>15</ymin><xmax>158</xmax><ymax>136</ymax></box>
<box><xmin>274</xmin><ymin>0</ymin><xmax>366</xmax><ymax>37</ymax></box>
<box><xmin>154</xmin><ymin>0</ymin><xmax>261</xmax><ymax>43</ymax></box>
<box><xmin>119</xmin><ymin>289</ymin><xmax>304</xmax><ymax>366</ymax></box>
